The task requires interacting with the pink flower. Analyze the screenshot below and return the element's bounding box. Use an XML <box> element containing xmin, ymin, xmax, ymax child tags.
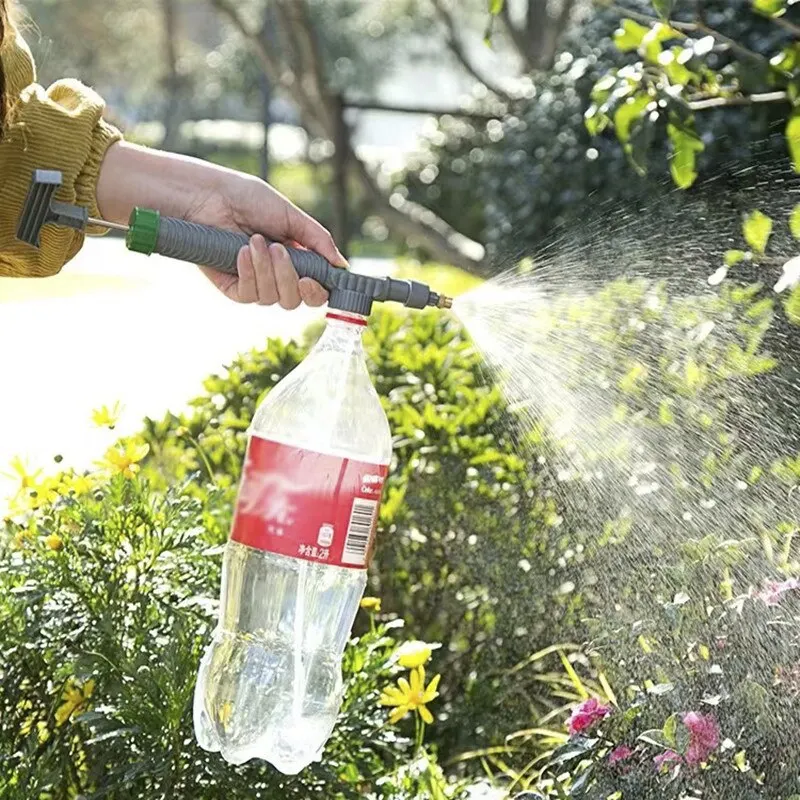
<box><xmin>654</xmin><ymin>751</ymin><xmax>682</xmax><ymax>771</ymax></box>
<box><xmin>755</xmin><ymin>578</ymin><xmax>799</xmax><ymax>606</ymax></box>
<box><xmin>683</xmin><ymin>712</ymin><xmax>720</xmax><ymax>765</ymax></box>
<box><xmin>567</xmin><ymin>698</ymin><xmax>612</xmax><ymax>736</ymax></box>
<box><xmin>608</xmin><ymin>745</ymin><xmax>634</xmax><ymax>766</ymax></box>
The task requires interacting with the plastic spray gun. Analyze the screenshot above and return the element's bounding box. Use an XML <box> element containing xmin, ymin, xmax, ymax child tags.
<box><xmin>16</xmin><ymin>170</ymin><xmax>454</xmax><ymax>317</ymax></box>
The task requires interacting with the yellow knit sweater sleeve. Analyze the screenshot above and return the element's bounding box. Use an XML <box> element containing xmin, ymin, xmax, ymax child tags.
<box><xmin>0</xmin><ymin>31</ymin><xmax>123</xmax><ymax>277</ymax></box>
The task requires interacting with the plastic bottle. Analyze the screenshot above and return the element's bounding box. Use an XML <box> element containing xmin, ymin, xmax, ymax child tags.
<box><xmin>193</xmin><ymin>309</ymin><xmax>392</xmax><ymax>774</ymax></box>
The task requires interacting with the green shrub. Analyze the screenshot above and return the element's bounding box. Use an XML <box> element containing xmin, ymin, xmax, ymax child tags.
<box><xmin>4</xmin><ymin>261</ymin><xmax>798</xmax><ymax>797</ymax></box>
<box><xmin>0</xmin><ymin>472</ymin><xmax>459</xmax><ymax>799</ymax></box>
<box><xmin>400</xmin><ymin>0</ymin><xmax>792</xmax><ymax>255</ymax></box>
<box><xmin>137</xmin><ymin>268</ymin><xmax>799</xmax><ymax>786</ymax></box>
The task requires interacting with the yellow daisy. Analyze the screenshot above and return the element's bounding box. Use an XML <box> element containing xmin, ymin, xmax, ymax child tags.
<box><xmin>380</xmin><ymin>665</ymin><xmax>441</xmax><ymax>724</ymax></box>
<box><xmin>91</xmin><ymin>402</ymin><xmax>123</xmax><ymax>429</ymax></box>
<box><xmin>97</xmin><ymin>440</ymin><xmax>149</xmax><ymax>479</ymax></box>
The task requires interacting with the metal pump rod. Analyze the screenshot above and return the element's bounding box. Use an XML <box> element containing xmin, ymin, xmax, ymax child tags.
<box><xmin>16</xmin><ymin>170</ymin><xmax>454</xmax><ymax>314</ymax></box>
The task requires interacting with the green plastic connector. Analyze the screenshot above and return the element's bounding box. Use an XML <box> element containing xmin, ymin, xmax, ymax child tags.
<box><xmin>126</xmin><ymin>207</ymin><xmax>161</xmax><ymax>255</ymax></box>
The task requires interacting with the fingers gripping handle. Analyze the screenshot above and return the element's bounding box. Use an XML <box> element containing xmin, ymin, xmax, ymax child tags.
<box><xmin>149</xmin><ymin>215</ymin><xmax>337</xmax><ymax>285</ymax></box>
<box><xmin>126</xmin><ymin>210</ymin><xmax>439</xmax><ymax>311</ymax></box>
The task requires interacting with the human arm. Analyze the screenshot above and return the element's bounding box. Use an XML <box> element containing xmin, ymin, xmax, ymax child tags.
<box><xmin>95</xmin><ymin>141</ymin><xmax>346</xmax><ymax>307</ymax></box>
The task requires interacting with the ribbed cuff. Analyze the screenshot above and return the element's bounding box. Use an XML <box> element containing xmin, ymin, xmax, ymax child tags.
<box><xmin>77</xmin><ymin>117</ymin><xmax>124</xmax><ymax>236</ymax></box>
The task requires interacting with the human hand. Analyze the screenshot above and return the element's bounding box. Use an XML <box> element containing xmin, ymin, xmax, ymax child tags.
<box><xmin>96</xmin><ymin>142</ymin><xmax>347</xmax><ymax>308</ymax></box>
<box><xmin>187</xmin><ymin>171</ymin><xmax>347</xmax><ymax>308</ymax></box>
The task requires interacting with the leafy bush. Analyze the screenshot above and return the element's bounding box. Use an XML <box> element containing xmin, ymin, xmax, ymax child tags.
<box><xmin>0</xmin><ymin>470</ymin><xmax>456</xmax><ymax>799</ymax></box>
<box><xmin>3</xmin><ymin>255</ymin><xmax>799</xmax><ymax>797</ymax></box>
<box><xmin>139</xmin><ymin>255</ymin><xmax>800</xmax><ymax>787</ymax></box>
<box><xmin>400</xmin><ymin>0</ymin><xmax>793</xmax><ymax>255</ymax></box>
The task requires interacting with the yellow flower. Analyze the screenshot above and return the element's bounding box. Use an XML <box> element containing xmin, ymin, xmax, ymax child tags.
<box><xmin>3</xmin><ymin>457</ymin><xmax>46</xmax><ymax>512</ymax></box>
<box><xmin>396</xmin><ymin>640</ymin><xmax>432</xmax><ymax>669</ymax></box>
<box><xmin>2</xmin><ymin>456</ymin><xmax>42</xmax><ymax>493</ymax></box>
<box><xmin>67</xmin><ymin>473</ymin><xmax>94</xmax><ymax>496</ymax></box>
<box><xmin>45</xmin><ymin>533</ymin><xmax>63</xmax><ymax>551</ymax></box>
<box><xmin>9</xmin><ymin>476</ymin><xmax>60</xmax><ymax>514</ymax></box>
<box><xmin>55</xmin><ymin>678</ymin><xmax>95</xmax><ymax>727</ymax></box>
<box><xmin>97</xmin><ymin>440</ymin><xmax>149</xmax><ymax>479</ymax></box>
<box><xmin>91</xmin><ymin>402</ymin><xmax>123</xmax><ymax>429</ymax></box>
<box><xmin>360</xmin><ymin>596</ymin><xmax>381</xmax><ymax>612</ymax></box>
<box><xmin>380</xmin><ymin>665</ymin><xmax>441</xmax><ymax>725</ymax></box>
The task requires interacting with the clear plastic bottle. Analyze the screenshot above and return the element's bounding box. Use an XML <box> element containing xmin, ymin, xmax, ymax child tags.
<box><xmin>193</xmin><ymin>310</ymin><xmax>392</xmax><ymax>774</ymax></box>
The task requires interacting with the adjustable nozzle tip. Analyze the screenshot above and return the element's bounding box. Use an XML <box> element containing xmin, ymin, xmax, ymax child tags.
<box><xmin>438</xmin><ymin>295</ymin><xmax>454</xmax><ymax>309</ymax></box>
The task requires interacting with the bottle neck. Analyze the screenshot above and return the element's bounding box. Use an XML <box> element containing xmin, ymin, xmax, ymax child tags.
<box><xmin>315</xmin><ymin>310</ymin><xmax>367</xmax><ymax>355</ymax></box>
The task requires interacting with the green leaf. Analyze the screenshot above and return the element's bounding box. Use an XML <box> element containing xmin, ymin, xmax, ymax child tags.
<box><xmin>742</xmin><ymin>210</ymin><xmax>772</xmax><ymax>255</ymax></box>
<box><xmin>585</xmin><ymin>104</ymin><xmax>610</xmax><ymax>136</ymax></box>
<box><xmin>614</xmin><ymin>93</ymin><xmax>652</xmax><ymax>143</ymax></box>
<box><xmin>725</xmin><ymin>249</ymin><xmax>747</xmax><ymax>267</ymax></box>
<box><xmin>770</xmin><ymin>43</ymin><xmax>800</xmax><ymax>73</ymax></box>
<box><xmin>614</xmin><ymin>18</ymin><xmax>650</xmax><ymax>51</ymax></box>
<box><xmin>785</xmin><ymin>284</ymin><xmax>800</xmax><ymax>325</ymax></box>
<box><xmin>667</xmin><ymin>121</ymin><xmax>704</xmax><ymax>189</ymax></box>
<box><xmin>787</xmin><ymin>112</ymin><xmax>800</xmax><ymax>172</ymax></box>
<box><xmin>488</xmin><ymin>0</ymin><xmax>505</xmax><ymax>13</ymax></box>
<box><xmin>752</xmin><ymin>0</ymin><xmax>786</xmax><ymax>16</ymax></box>
<box><xmin>641</xmin><ymin>22</ymin><xmax>680</xmax><ymax>61</ymax></box>
<box><xmin>663</xmin><ymin>714</ymin><xmax>679</xmax><ymax>747</ymax></box>
<box><xmin>660</xmin><ymin>48</ymin><xmax>695</xmax><ymax>85</ymax></box>
<box><xmin>790</xmin><ymin>204</ymin><xmax>800</xmax><ymax>239</ymax></box>
<box><xmin>638</xmin><ymin>729</ymin><xmax>669</xmax><ymax>747</ymax></box>
<box><xmin>734</xmin><ymin>750</ymin><xmax>749</xmax><ymax>772</ymax></box>
<box><xmin>653</xmin><ymin>0</ymin><xmax>675</xmax><ymax>18</ymax></box>
<box><xmin>659</xmin><ymin>400</ymin><xmax>675</xmax><ymax>425</ymax></box>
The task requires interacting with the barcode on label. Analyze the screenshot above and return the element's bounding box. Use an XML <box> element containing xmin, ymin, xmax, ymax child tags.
<box><xmin>342</xmin><ymin>498</ymin><xmax>378</xmax><ymax>566</ymax></box>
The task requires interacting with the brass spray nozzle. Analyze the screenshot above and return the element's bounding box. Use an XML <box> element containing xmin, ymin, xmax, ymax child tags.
<box><xmin>438</xmin><ymin>295</ymin><xmax>454</xmax><ymax>310</ymax></box>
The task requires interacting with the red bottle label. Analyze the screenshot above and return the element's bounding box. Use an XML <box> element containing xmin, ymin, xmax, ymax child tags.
<box><xmin>230</xmin><ymin>436</ymin><xmax>388</xmax><ymax>569</ymax></box>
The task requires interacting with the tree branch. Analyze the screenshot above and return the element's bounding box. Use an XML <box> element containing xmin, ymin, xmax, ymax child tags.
<box><xmin>605</xmin><ymin>3</ymin><xmax>770</xmax><ymax>67</ymax></box>
<box><xmin>159</xmin><ymin>0</ymin><xmax>182</xmax><ymax>150</ymax></box>
<box><xmin>498</xmin><ymin>3</ymin><xmax>537</xmax><ymax>72</ymax></box>
<box><xmin>688</xmin><ymin>90</ymin><xmax>788</xmax><ymax>111</ymax></box>
<box><xmin>210</xmin><ymin>0</ymin><xmax>328</xmax><ymax>138</ymax></box>
<box><xmin>210</xmin><ymin>0</ymin><xmax>486</xmax><ymax>272</ymax></box>
<box><xmin>430</xmin><ymin>0</ymin><xmax>514</xmax><ymax>102</ymax></box>
<box><xmin>770</xmin><ymin>15</ymin><xmax>800</xmax><ymax>39</ymax></box>
<box><xmin>343</xmin><ymin>99</ymin><xmax>499</xmax><ymax>120</ymax></box>
<box><xmin>525</xmin><ymin>0</ymin><xmax>549</xmax><ymax>64</ymax></box>
<box><xmin>273</xmin><ymin>0</ymin><xmax>336</xmax><ymax>131</ymax></box>
<box><xmin>352</xmin><ymin>158</ymin><xmax>488</xmax><ymax>274</ymax></box>
<box><xmin>539</xmin><ymin>0</ymin><xmax>578</xmax><ymax>70</ymax></box>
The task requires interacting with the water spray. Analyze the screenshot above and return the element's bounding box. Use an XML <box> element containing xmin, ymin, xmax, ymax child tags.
<box><xmin>16</xmin><ymin>170</ymin><xmax>454</xmax><ymax>317</ymax></box>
